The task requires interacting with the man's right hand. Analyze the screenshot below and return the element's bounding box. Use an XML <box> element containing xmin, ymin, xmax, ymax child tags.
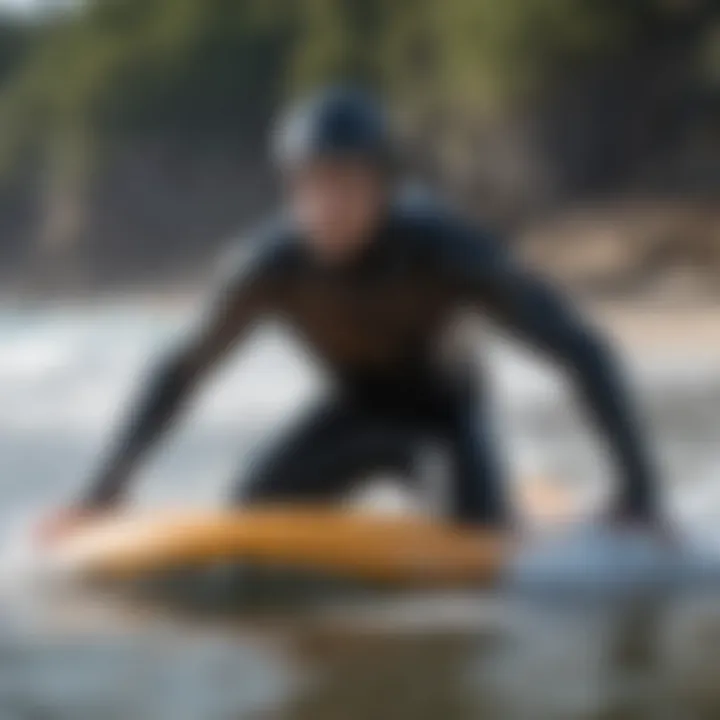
<box><xmin>35</xmin><ymin>507</ymin><xmax>97</xmax><ymax>546</ymax></box>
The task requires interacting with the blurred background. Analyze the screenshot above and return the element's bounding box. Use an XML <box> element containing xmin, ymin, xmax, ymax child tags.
<box><xmin>0</xmin><ymin>1</ymin><xmax>719</xmax><ymax>719</ymax></box>
<box><xmin>0</xmin><ymin>0</ymin><xmax>716</xmax><ymax>295</ymax></box>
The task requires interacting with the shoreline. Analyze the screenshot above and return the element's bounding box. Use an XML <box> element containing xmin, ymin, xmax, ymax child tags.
<box><xmin>593</xmin><ymin>302</ymin><xmax>720</xmax><ymax>358</ymax></box>
<box><xmin>3</xmin><ymin>289</ymin><xmax>720</xmax><ymax>357</ymax></box>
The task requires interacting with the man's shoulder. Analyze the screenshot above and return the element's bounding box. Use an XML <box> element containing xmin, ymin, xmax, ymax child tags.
<box><xmin>217</xmin><ymin>213</ymin><xmax>304</xmax><ymax>282</ymax></box>
<box><xmin>389</xmin><ymin>186</ymin><xmax>502</xmax><ymax>260</ymax></box>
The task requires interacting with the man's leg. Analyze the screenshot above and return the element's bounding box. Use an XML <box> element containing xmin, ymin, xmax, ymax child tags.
<box><xmin>441</xmin><ymin>390</ymin><xmax>511</xmax><ymax>527</ymax></box>
<box><xmin>230</xmin><ymin>396</ymin><xmax>417</xmax><ymax>505</ymax></box>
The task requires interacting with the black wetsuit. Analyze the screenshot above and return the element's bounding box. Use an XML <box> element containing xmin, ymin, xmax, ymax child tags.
<box><xmin>84</xmin><ymin>196</ymin><xmax>658</xmax><ymax>525</ymax></box>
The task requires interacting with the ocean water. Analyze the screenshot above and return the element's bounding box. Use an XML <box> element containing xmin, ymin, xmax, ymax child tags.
<box><xmin>0</xmin><ymin>300</ymin><xmax>719</xmax><ymax>719</ymax></box>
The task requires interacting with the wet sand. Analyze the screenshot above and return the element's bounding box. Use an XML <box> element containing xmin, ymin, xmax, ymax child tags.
<box><xmin>596</xmin><ymin>302</ymin><xmax>720</xmax><ymax>357</ymax></box>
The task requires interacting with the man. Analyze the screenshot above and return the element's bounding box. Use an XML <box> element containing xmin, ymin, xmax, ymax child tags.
<box><xmin>47</xmin><ymin>87</ymin><xmax>659</xmax><ymax>530</ymax></box>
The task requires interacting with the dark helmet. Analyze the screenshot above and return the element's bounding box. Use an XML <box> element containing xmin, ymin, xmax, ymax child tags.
<box><xmin>271</xmin><ymin>86</ymin><xmax>394</xmax><ymax>172</ymax></box>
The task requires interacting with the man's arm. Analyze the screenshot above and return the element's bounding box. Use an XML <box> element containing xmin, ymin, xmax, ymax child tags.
<box><xmin>81</xmin><ymin>242</ymin><xmax>278</xmax><ymax>509</ymax></box>
<box><xmin>446</xmin><ymin>228</ymin><xmax>659</xmax><ymax>521</ymax></box>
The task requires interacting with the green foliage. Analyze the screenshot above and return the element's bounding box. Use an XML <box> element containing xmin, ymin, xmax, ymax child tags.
<box><xmin>0</xmin><ymin>0</ymin><xmax>709</xmax><ymax>181</ymax></box>
<box><xmin>700</xmin><ymin>20</ymin><xmax>720</xmax><ymax>86</ymax></box>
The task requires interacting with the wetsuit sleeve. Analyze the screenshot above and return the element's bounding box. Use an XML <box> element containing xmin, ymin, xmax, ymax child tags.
<box><xmin>446</xmin><ymin>229</ymin><xmax>658</xmax><ymax>520</ymax></box>
<box><xmin>81</xmin><ymin>242</ymin><xmax>279</xmax><ymax>508</ymax></box>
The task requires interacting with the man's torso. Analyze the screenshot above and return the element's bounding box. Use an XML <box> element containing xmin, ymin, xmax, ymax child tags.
<box><xmin>240</xmin><ymin>197</ymin><xmax>492</xmax><ymax>385</ymax></box>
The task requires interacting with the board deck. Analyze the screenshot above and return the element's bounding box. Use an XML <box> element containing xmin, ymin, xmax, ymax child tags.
<box><xmin>48</xmin><ymin>507</ymin><xmax>514</xmax><ymax>587</ymax></box>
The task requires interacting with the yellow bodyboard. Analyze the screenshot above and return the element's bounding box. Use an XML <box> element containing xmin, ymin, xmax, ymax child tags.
<box><xmin>49</xmin><ymin>507</ymin><xmax>513</xmax><ymax>587</ymax></box>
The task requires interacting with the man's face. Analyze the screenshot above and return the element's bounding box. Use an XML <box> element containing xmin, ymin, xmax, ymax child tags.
<box><xmin>287</xmin><ymin>159</ymin><xmax>387</xmax><ymax>262</ymax></box>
